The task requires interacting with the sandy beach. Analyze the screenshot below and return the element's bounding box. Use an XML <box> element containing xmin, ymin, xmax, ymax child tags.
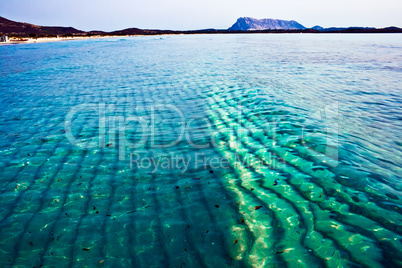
<box><xmin>0</xmin><ymin>35</ymin><xmax>125</xmax><ymax>45</ymax></box>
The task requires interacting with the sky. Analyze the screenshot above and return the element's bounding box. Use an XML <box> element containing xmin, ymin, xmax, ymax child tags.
<box><xmin>0</xmin><ymin>0</ymin><xmax>401</xmax><ymax>31</ymax></box>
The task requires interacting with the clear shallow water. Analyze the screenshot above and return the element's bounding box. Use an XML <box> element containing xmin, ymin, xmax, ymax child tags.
<box><xmin>0</xmin><ymin>34</ymin><xmax>401</xmax><ymax>267</ymax></box>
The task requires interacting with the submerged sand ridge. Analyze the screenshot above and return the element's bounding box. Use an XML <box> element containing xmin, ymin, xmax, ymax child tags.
<box><xmin>0</xmin><ymin>34</ymin><xmax>401</xmax><ymax>267</ymax></box>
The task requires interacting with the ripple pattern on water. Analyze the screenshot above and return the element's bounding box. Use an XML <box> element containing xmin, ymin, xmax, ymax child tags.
<box><xmin>0</xmin><ymin>34</ymin><xmax>401</xmax><ymax>267</ymax></box>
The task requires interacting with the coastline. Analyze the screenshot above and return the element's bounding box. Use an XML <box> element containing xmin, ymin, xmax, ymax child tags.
<box><xmin>0</xmin><ymin>35</ymin><xmax>127</xmax><ymax>45</ymax></box>
<box><xmin>1</xmin><ymin>30</ymin><xmax>401</xmax><ymax>46</ymax></box>
<box><xmin>1</xmin><ymin>15</ymin><xmax>401</xmax><ymax>46</ymax></box>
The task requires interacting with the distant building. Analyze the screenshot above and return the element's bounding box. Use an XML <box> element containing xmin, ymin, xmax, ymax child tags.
<box><xmin>0</xmin><ymin>36</ymin><xmax>8</xmax><ymax>42</ymax></box>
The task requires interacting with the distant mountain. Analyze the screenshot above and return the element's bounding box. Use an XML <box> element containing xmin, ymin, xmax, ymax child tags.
<box><xmin>311</xmin><ymin>25</ymin><xmax>324</xmax><ymax>31</ymax></box>
<box><xmin>229</xmin><ymin>17</ymin><xmax>306</xmax><ymax>31</ymax></box>
<box><xmin>1</xmin><ymin>16</ymin><xmax>401</xmax><ymax>38</ymax></box>
<box><xmin>0</xmin><ymin>16</ymin><xmax>84</xmax><ymax>37</ymax></box>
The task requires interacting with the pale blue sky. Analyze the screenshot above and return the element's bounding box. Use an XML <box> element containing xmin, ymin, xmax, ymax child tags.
<box><xmin>0</xmin><ymin>0</ymin><xmax>401</xmax><ymax>31</ymax></box>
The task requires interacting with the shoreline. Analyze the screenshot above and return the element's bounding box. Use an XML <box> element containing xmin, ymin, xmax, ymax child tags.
<box><xmin>1</xmin><ymin>31</ymin><xmax>401</xmax><ymax>45</ymax></box>
<box><xmin>0</xmin><ymin>35</ymin><xmax>131</xmax><ymax>45</ymax></box>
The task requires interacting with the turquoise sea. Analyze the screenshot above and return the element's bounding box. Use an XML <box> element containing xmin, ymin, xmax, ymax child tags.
<box><xmin>0</xmin><ymin>34</ymin><xmax>401</xmax><ymax>267</ymax></box>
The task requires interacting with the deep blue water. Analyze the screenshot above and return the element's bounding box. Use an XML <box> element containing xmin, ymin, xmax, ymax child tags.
<box><xmin>0</xmin><ymin>34</ymin><xmax>401</xmax><ymax>267</ymax></box>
